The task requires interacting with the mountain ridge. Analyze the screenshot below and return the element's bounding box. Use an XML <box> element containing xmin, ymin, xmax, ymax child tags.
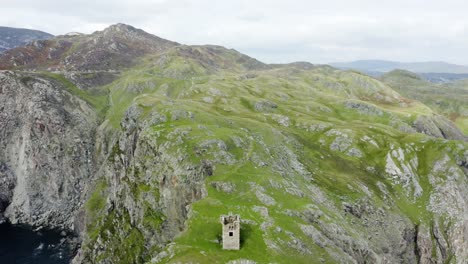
<box><xmin>0</xmin><ymin>23</ymin><xmax>321</xmax><ymax>74</ymax></box>
<box><xmin>0</xmin><ymin>23</ymin><xmax>178</xmax><ymax>71</ymax></box>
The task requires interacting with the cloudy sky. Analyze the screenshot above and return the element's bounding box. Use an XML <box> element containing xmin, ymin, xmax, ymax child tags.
<box><xmin>1</xmin><ymin>0</ymin><xmax>468</xmax><ymax>64</ymax></box>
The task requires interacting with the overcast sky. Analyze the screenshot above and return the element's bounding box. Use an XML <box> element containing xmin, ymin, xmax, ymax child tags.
<box><xmin>1</xmin><ymin>0</ymin><xmax>468</xmax><ymax>64</ymax></box>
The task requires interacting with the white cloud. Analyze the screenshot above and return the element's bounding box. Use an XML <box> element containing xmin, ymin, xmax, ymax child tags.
<box><xmin>0</xmin><ymin>0</ymin><xmax>467</xmax><ymax>64</ymax></box>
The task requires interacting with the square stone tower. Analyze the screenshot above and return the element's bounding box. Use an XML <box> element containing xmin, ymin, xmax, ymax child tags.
<box><xmin>220</xmin><ymin>213</ymin><xmax>240</xmax><ymax>250</ymax></box>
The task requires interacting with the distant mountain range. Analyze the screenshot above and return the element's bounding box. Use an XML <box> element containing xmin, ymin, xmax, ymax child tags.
<box><xmin>0</xmin><ymin>26</ymin><xmax>53</xmax><ymax>53</ymax></box>
<box><xmin>330</xmin><ymin>60</ymin><xmax>468</xmax><ymax>74</ymax></box>
<box><xmin>330</xmin><ymin>60</ymin><xmax>468</xmax><ymax>83</ymax></box>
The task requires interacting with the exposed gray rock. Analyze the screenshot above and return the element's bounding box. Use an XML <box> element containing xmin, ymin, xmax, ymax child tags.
<box><xmin>271</xmin><ymin>114</ymin><xmax>290</xmax><ymax>127</ymax></box>
<box><xmin>361</xmin><ymin>135</ymin><xmax>379</xmax><ymax>147</ymax></box>
<box><xmin>415</xmin><ymin>225</ymin><xmax>435</xmax><ymax>264</ymax></box>
<box><xmin>385</xmin><ymin>146</ymin><xmax>422</xmax><ymax>199</ymax></box>
<box><xmin>308</xmin><ymin>122</ymin><xmax>331</xmax><ymax>132</ymax></box>
<box><xmin>414</xmin><ymin>115</ymin><xmax>466</xmax><ymax>141</ymax></box>
<box><xmin>202</xmin><ymin>96</ymin><xmax>214</xmax><ymax>103</ymax></box>
<box><xmin>347</xmin><ymin>147</ymin><xmax>363</xmax><ymax>157</ymax></box>
<box><xmin>0</xmin><ymin>71</ymin><xmax>97</xmax><ymax>230</ymax></box>
<box><xmin>210</xmin><ymin>181</ymin><xmax>236</xmax><ymax>193</ymax></box>
<box><xmin>62</xmin><ymin>71</ymin><xmax>118</xmax><ymax>90</ymax></box>
<box><xmin>342</xmin><ymin>202</ymin><xmax>363</xmax><ymax>218</ymax></box>
<box><xmin>79</xmin><ymin>110</ymin><xmax>210</xmax><ymax>263</ymax></box>
<box><xmin>300</xmin><ymin>224</ymin><xmax>329</xmax><ymax>248</ymax></box>
<box><xmin>199</xmin><ymin>139</ymin><xmax>227</xmax><ymax>151</ymax></box>
<box><xmin>425</xmin><ymin>151</ymin><xmax>468</xmax><ymax>262</ymax></box>
<box><xmin>226</xmin><ymin>259</ymin><xmax>257</xmax><ymax>264</ymax></box>
<box><xmin>149</xmin><ymin>242</ymin><xmax>175</xmax><ymax>263</ymax></box>
<box><xmin>238</xmin><ymin>73</ymin><xmax>257</xmax><ymax>80</ymax></box>
<box><xmin>326</xmin><ymin>129</ymin><xmax>363</xmax><ymax>157</ymax></box>
<box><xmin>197</xmin><ymin>139</ymin><xmax>235</xmax><ymax>165</ymax></box>
<box><xmin>254</xmin><ymin>100</ymin><xmax>277</xmax><ymax>112</ymax></box>
<box><xmin>249</xmin><ymin>182</ymin><xmax>276</xmax><ymax>206</ymax></box>
<box><xmin>255</xmin><ymin>190</ymin><xmax>276</xmax><ymax>206</ymax></box>
<box><xmin>0</xmin><ymin>163</ymin><xmax>15</xmax><ymax>223</ymax></box>
<box><xmin>270</xmin><ymin>145</ymin><xmax>310</xmax><ymax>178</ymax></box>
<box><xmin>207</xmin><ymin>87</ymin><xmax>225</xmax><ymax>97</ymax></box>
<box><xmin>121</xmin><ymin>104</ymin><xmax>142</xmax><ymax>134</ymax></box>
<box><xmin>141</xmin><ymin>112</ymin><xmax>167</xmax><ymax>128</ymax></box>
<box><xmin>253</xmin><ymin>206</ymin><xmax>269</xmax><ymax>218</ymax></box>
<box><xmin>171</xmin><ymin>109</ymin><xmax>194</xmax><ymax>121</ymax></box>
<box><xmin>344</xmin><ymin>100</ymin><xmax>384</xmax><ymax>116</ymax></box>
<box><xmin>285</xmin><ymin>187</ymin><xmax>305</xmax><ymax>197</ymax></box>
<box><xmin>285</xmin><ymin>231</ymin><xmax>313</xmax><ymax>255</ymax></box>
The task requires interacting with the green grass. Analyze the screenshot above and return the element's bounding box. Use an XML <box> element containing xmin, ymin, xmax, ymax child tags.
<box><xmin>77</xmin><ymin>48</ymin><xmax>468</xmax><ymax>263</ymax></box>
<box><xmin>90</xmin><ymin>209</ymin><xmax>147</xmax><ymax>264</ymax></box>
<box><xmin>146</xmin><ymin>111</ymin><xmax>418</xmax><ymax>262</ymax></box>
<box><xmin>85</xmin><ymin>180</ymin><xmax>108</xmax><ymax>240</ymax></box>
<box><xmin>381</xmin><ymin>70</ymin><xmax>468</xmax><ymax>135</ymax></box>
<box><xmin>84</xmin><ymin>178</ymin><xmax>151</xmax><ymax>263</ymax></box>
<box><xmin>454</xmin><ymin>117</ymin><xmax>468</xmax><ymax>134</ymax></box>
<box><xmin>42</xmin><ymin>72</ymin><xmax>109</xmax><ymax>117</ymax></box>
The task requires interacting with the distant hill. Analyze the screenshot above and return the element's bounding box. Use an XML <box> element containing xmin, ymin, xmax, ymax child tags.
<box><xmin>0</xmin><ymin>26</ymin><xmax>53</xmax><ymax>52</ymax></box>
<box><xmin>330</xmin><ymin>59</ymin><xmax>468</xmax><ymax>74</ymax></box>
<box><xmin>418</xmin><ymin>72</ymin><xmax>468</xmax><ymax>83</ymax></box>
<box><xmin>0</xmin><ymin>23</ymin><xmax>178</xmax><ymax>71</ymax></box>
<box><xmin>381</xmin><ymin>69</ymin><xmax>468</xmax><ymax>134</ymax></box>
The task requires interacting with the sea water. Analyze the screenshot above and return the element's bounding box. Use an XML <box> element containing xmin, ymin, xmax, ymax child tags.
<box><xmin>0</xmin><ymin>222</ymin><xmax>74</xmax><ymax>264</ymax></box>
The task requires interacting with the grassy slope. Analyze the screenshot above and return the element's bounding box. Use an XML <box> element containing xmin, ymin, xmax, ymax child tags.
<box><xmin>78</xmin><ymin>48</ymin><xmax>467</xmax><ymax>263</ymax></box>
<box><xmin>42</xmin><ymin>72</ymin><xmax>109</xmax><ymax>118</ymax></box>
<box><xmin>381</xmin><ymin>70</ymin><xmax>468</xmax><ymax>134</ymax></box>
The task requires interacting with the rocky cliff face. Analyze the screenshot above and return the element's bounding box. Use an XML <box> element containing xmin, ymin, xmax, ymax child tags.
<box><xmin>414</xmin><ymin>114</ymin><xmax>467</xmax><ymax>141</ymax></box>
<box><xmin>0</xmin><ymin>24</ymin><xmax>467</xmax><ymax>264</ymax></box>
<box><xmin>74</xmin><ymin>106</ymin><xmax>211</xmax><ymax>263</ymax></box>
<box><xmin>0</xmin><ymin>71</ymin><xmax>97</xmax><ymax>229</ymax></box>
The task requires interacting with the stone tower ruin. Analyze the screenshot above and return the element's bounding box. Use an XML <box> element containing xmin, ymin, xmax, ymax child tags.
<box><xmin>220</xmin><ymin>213</ymin><xmax>240</xmax><ymax>250</ymax></box>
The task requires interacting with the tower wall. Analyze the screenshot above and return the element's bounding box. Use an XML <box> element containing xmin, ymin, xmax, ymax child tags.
<box><xmin>220</xmin><ymin>214</ymin><xmax>240</xmax><ymax>250</ymax></box>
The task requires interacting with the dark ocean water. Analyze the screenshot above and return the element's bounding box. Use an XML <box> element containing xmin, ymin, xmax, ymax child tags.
<box><xmin>0</xmin><ymin>223</ymin><xmax>74</xmax><ymax>264</ymax></box>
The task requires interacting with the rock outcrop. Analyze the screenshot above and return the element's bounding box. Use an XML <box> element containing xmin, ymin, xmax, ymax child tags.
<box><xmin>0</xmin><ymin>70</ymin><xmax>97</xmax><ymax>229</ymax></box>
<box><xmin>414</xmin><ymin>114</ymin><xmax>467</xmax><ymax>141</ymax></box>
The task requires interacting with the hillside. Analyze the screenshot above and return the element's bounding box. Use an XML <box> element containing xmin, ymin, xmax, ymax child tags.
<box><xmin>0</xmin><ymin>24</ymin><xmax>467</xmax><ymax>264</ymax></box>
<box><xmin>381</xmin><ymin>70</ymin><xmax>468</xmax><ymax>134</ymax></box>
<box><xmin>0</xmin><ymin>26</ymin><xmax>53</xmax><ymax>52</ymax></box>
<box><xmin>0</xmin><ymin>23</ymin><xmax>178</xmax><ymax>72</ymax></box>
